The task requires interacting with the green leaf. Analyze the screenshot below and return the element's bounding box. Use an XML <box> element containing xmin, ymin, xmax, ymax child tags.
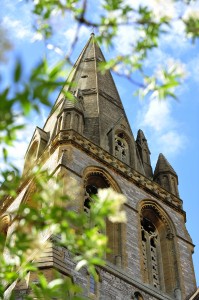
<box><xmin>3</xmin><ymin>147</ymin><xmax>8</xmax><ymax>162</ymax></box>
<box><xmin>14</xmin><ymin>60</ymin><xmax>22</xmax><ymax>82</ymax></box>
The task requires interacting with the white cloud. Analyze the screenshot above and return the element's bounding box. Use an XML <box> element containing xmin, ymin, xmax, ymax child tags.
<box><xmin>158</xmin><ymin>131</ymin><xmax>187</xmax><ymax>155</ymax></box>
<box><xmin>114</xmin><ymin>25</ymin><xmax>138</xmax><ymax>55</ymax></box>
<box><xmin>0</xmin><ymin>113</ymin><xmax>43</xmax><ymax>174</ymax></box>
<box><xmin>1</xmin><ymin>16</ymin><xmax>33</xmax><ymax>40</ymax></box>
<box><xmin>143</xmin><ymin>0</ymin><xmax>176</xmax><ymax>21</ymax></box>
<box><xmin>63</xmin><ymin>26</ymin><xmax>78</xmax><ymax>44</ymax></box>
<box><xmin>121</xmin><ymin>0</ymin><xmax>177</xmax><ymax>27</ymax></box>
<box><xmin>138</xmin><ymin>98</ymin><xmax>174</xmax><ymax>132</ymax></box>
<box><xmin>62</xmin><ymin>25</ymin><xmax>90</xmax><ymax>50</ymax></box>
<box><xmin>136</xmin><ymin>98</ymin><xmax>186</xmax><ymax>159</ymax></box>
<box><xmin>183</xmin><ymin>5</ymin><xmax>199</xmax><ymax>21</ymax></box>
<box><xmin>187</xmin><ymin>54</ymin><xmax>199</xmax><ymax>85</ymax></box>
<box><xmin>0</xmin><ymin>140</ymin><xmax>27</xmax><ymax>175</ymax></box>
<box><xmin>31</xmin><ymin>32</ymin><xmax>43</xmax><ymax>43</ymax></box>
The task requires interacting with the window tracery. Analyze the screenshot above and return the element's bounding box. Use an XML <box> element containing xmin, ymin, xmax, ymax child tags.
<box><xmin>114</xmin><ymin>132</ymin><xmax>129</xmax><ymax>163</ymax></box>
<box><xmin>140</xmin><ymin>203</ymin><xmax>180</xmax><ymax>296</ymax></box>
<box><xmin>141</xmin><ymin>218</ymin><xmax>160</xmax><ymax>289</ymax></box>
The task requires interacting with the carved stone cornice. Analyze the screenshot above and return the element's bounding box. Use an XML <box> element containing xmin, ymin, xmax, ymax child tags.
<box><xmin>49</xmin><ymin>130</ymin><xmax>185</xmax><ymax>218</ymax></box>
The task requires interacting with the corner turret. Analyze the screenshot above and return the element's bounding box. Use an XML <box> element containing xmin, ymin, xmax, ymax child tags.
<box><xmin>153</xmin><ymin>153</ymin><xmax>179</xmax><ymax>197</ymax></box>
<box><xmin>54</xmin><ymin>88</ymin><xmax>85</xmax><ymax>136</ymax></box>
<box><xmin>136</xmin><ymin>129</ymin><xmax>153</xmax><ymax>179</ymax></box>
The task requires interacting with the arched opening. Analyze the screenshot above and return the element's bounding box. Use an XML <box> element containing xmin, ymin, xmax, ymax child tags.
<box><xmin>171</xmin><ymin>176</ymin><xmax>178</xmax><ymax>196</ymax></box>
<box><xmin>162</xmin><ymin>175</ymin><xmax>170</xmax><ymax>191</ymax></box>
<box><xmin>74</xmin><ymin>114</ymin><xmax>79</xmax><ymax>132</ymax></box>
<box><xmin>140</xmin><ymin>202</ymin><xmax>180</xmax><ymax>296</ymax></box>
<box><xmin>64</xmin><ymin>112</ymin><xmax>71</xmax><ymax>129</ymax></box>
<box><xmin>83</xmin><ymin>168</ymin><xmax>126</xmax><ymax>267</ymax></box>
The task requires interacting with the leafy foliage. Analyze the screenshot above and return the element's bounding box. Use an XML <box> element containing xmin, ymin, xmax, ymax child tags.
<box><xmin>0</xmin><ymin>169</ymin><xmax>126</xmax><ymax>299</ymax></box>
<box><xmin>1</xmin><ymin>0</ymin><xmax>199</xmax><ymax>299</ymax></box>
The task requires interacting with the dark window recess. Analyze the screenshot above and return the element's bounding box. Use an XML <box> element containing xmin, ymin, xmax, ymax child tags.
<box><xmin>142</xmin><ymin>230</ymin><xmax>146</xmax><ymax>242</ymax></box>
<box><xmin>141</xmin><ymin>218</ymin><xmax>156</xmax><ymax>234</ymax></box>
<box><xmin>84</xmin><ymin>185</ymin><xmax>98</xmax><ymax>213</ymax></box>
<box><xmin>84</xmin><ymin>198</ymin><xmax>91</xmax><ymax>211</ymax></box>
<box><xmin>86</xmin><ymin>185</ymin><xmax>98</xmax><ymax>195</ymax></box>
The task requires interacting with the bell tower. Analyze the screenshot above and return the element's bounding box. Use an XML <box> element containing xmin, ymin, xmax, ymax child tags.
<box><xmin>1</xmin><ymin>34</ymin><xmax>197</xmax><ymax>300</ymax></box>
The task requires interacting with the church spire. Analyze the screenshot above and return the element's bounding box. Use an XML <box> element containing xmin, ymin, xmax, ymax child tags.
<box><xmin>43</xmin><ymin>34</ymin><xmax>122</xmax><ymax>144</ymax></box>
<box><xmin>41</xmin><ymin>34</ymin><xmax>144</xmax><ymax>172</ymax></box>
<box><xmin>23</xmin><ymin>35</ymin><xmax>145</xmax><ymax>174</ymax></box>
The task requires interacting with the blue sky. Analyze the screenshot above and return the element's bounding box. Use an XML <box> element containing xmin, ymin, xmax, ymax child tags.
<box><xmin>1</xmin><ymin>0</ymin><xmax>199</xmax><ymax>287</ymax></box>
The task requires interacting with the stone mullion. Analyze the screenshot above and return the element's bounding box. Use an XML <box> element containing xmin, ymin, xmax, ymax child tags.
<box><xmin>150</xmin><ymin>234</ymin><xmax>161</xmax><ymax>289</ymax></box>
<box><xmin>145</xmin><ymin>232</ymin><xmax>154</xmax><ymax>286</ymax></box>
<box><xmin>141</xmin><ymin>234</ymin><xmax>148</xmax><ymax>283</ymax></box>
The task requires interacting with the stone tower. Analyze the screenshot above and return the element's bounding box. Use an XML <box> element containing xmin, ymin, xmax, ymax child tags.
<box><xmin>1</xmin><ymin>34</ymin><xmax>197</xmax><ymax>300</ymax></box>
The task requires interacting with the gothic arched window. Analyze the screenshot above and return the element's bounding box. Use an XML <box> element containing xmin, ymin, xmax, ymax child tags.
<box><xmin>114</xmin><ymin>132</ymin><xmax>129</xmax><ymax>164</ymax></box>
<box><xmin>83</xmin><ymin>170</ymin><xmax>126</xmax><ymax>267</ymax></box>
<box><xmin>140</xmin><ymin>203</ymin><xmax>180</xmax><ymax>296</ymax></box>
<box><xmin>64</xmin><ymin>112</ymin><xmax>71</xmax><ymax>129</ymax></box>
<box><xmin>141</xmin><ymin>217</ymin><xmax>161</xmax><ymax>289</ymax></box>
<box><xmin>74</xmin><ymin>114</ymin><xmax>79</xmax><ymax>132</ymax></box>
<box><xmin>162</xmin><ymin>175</ymin><xmax>170</xmax><ymax>191</ymax></box>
